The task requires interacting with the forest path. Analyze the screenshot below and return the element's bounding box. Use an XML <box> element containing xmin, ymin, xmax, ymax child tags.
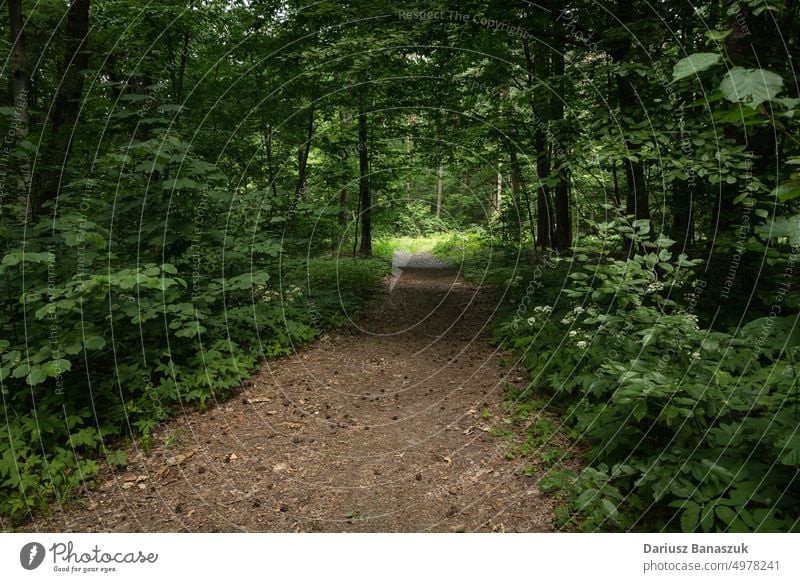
<box><xmin>29</xmin><ymin>260</ymin><xmax>556</xmax><ymax>532</ymax></box>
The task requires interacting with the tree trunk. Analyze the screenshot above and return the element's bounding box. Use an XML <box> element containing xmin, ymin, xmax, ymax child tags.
<box><xmin>436</xmin><ymin>165</ymin><xmax>444</xmax><ymax>219</ymax></box>
<box><xmin>670</xmin><ymin>179</ymin><xmax>695</xmax><ymax>250</ymax></box>
<box><xmin>175</xmin><ymin>31</ymin><xmax>189</xmax><ymax>106</ymax></box>
<box><xmin>337</xmin><ymin>108</ymin><xmax>351</xmax><ymax>227</ymax></box>
<box><xmin>617</xmin><ymin>75</ymin><xmax>648</xmax><ymax>222</ymax></box>
<box><xmin>551</xmin><ymin>43</ymin><xmax>571</xmax><ymax>250</ymax></box>
<box><xmin>554</xmin><ymin>177</ymin><xmax>572</xmax><ymax>249</ymax></box>
<box><xmin>406</xmin><ymin>135</ymin><xmax>413</xmax><ymax>201</ymax></box>
<box><xmin>495</xmin><ymin>164</ymin><xmax>503</xmax><ymax>212</ymax></box>
<box><xmin>7</xmin><ymin>0</ymin><xmax>28</xmax><ymax>136</ymax></box>
<box><xmin>35</xmin><ymin>0</ymin><xmax>91</xmax><ymax>214</ymax></box>
<box><xmin>358</xmin><ymin>92</ymin><xmax>371</xmax><ymax>256</ymax></box>
<box><xmin>531</xmin><ymin>43</ymin><xmax>553</xmax><ymax>249</ymax></box>
<box><xmin>262</xmin><ymin>124</ymin><xmax>278</xmax><ymax>198</ymax></box>
<box><xmin>611</xmin><ymin>2</ymin><xmax>649</xmax><ymax>247</ymax></box>
<box><xmin>7</xmin><ymin>0</ymin><xmax>30</xmax><ymax>208</ymax></box>
<box><xmin>286</xmin><ymin>101</ymin><xmax>315</xmax><ymax>233</ymax></box>
<box><xmin>509</xmin><ymin>147</ymin><xmax>527</xmax><ymax>243</ymax></box>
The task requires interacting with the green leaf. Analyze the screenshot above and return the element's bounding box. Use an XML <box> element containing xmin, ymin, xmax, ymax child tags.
<box><xmin>705</xmin><ymin>29</ymin><xmax>732</xmax><ymax>42</ymax></box>
<box><xmin>672</xmin><ymin>53</ymin><xmax>722</xmax><ymax>82</ymax></box>
<box><xmin>43</xmin><ymin>359</ymin><xmax>71</xmax><ymax>377</ymax></box>
<box><xmin>83</xmin><ymin>336</ymin><xmax>106</xmax><ymax>350</ymax></box>
<box><xmin>599</xmin><ymin>499</ymin><xmax>619</xmax><ymax>519</ymax></box>
<box><xmin>771</xmin><ymin>181</ymin><xmax>800</xmax><ymax>202</ymax></box>
<box><xmin>720</xmin><ymin>67</ymin><xmax>784</xmax><ymax>108</ymax></box>
<box><xmin>681</xmin><ymin>505</ymin><xmax>700</xmax><ymax>532</ymax></box>
<box><xmin>26</xmin><ymin>367</ymin><xmax>47</xmax><ymax>386</ymax></box>
<box><xmin>715</xmin><ymin>505</ymin><xmax>737</xmax><ymax>526</ymax></box>
<box><xmin>755</xmin><ymin>215</ymin><xmax>800</xmax><ymax>245</ymax></box>
<box><xmin>632</xmin><ymin>399</ymin><xmax>647</xmax><ymax>421</ymax></box>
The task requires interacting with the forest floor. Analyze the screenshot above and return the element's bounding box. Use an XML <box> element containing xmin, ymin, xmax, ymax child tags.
<box><xmin>25</xmin><ymin>256</ymin><xmax>560</xmax><ymax>532</ymax></box>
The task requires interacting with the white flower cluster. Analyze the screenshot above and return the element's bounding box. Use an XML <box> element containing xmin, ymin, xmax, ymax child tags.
<box><xmin>576</xmin><ymin>340</ymin><xmax>588</xmax><ymax>349</ymax></box>
<box><xmin>646</xmin><ymin>281</ymin><xmax>665</xmax><ymax>293</ymax></box>
<box><xmin>284</xmin><ymin>285</ymin><xmax>304</xmax><ymax>303</ymax></box>
<box><xmin>260</xmin><ymin>289</ymin><xmax>281</xmax><ymax>303</ymax></box>
<box><xmin>533</xmin><ymin>305</ymin><xmax>553</xmax><ymax>314</ymax></box>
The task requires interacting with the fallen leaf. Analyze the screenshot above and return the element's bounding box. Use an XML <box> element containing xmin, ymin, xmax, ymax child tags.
<box><xmin>246</xmin><ymin>397</ymin><xmax>272</xmax><ymax>404</ymax></box>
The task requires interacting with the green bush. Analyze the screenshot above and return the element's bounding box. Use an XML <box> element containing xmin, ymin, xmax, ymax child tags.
<box><xmin>0</xmin><ymin>132</ymin><xmax>389</xmax><ymax>526</ymax></box>
<box><xmin>495</xmin><ymin>216</ymin><xmax>800</xmax><ymax>531</ymax></box>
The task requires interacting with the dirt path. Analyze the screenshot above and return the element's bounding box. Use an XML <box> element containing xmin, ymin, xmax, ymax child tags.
<box><xmin>28</xmin><ymin>263</ymin><xmax>556</xmax><ymax>532</ymax></box>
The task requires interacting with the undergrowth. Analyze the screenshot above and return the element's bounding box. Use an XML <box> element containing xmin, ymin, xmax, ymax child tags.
<box><xmin>478</xmin><ymin>218</ymin><xmax>800</xmax><ymax>532</ymax></box>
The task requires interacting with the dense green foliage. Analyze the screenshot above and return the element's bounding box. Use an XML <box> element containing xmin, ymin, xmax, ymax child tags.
<box><xmin>487</xmin><ymin>219</ymin><xmax>798</xmax><ymax>531</ymax></box>
<box><xmin>1</xmin><ymin>0</ymin><xmax>798</xmax><ymax>531</ymax></box>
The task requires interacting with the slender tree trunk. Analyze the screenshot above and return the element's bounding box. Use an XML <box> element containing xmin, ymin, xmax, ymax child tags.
<box><xmin>436</xmin><ymin>165</ymin><xmax>444</xmax><ymax>219</ymax></box>
<box><xmin>670</xmin><ymin>179</ymin><xmax>695</xmax><ymax>250</ymax></box>
<box><xmin>358</xmin><ymin>92</ymin><xmax>371</xmax><ymax>256</ymax></box>
<box><xmin>554</xmin><ymin>178</ymin><xmax>571</xmax><ymax>249</ymax></box>
<box><xmin>7</xmin><ymin>0</ymin><xmax>30</xmax><ymax>208</ymax></box>
<box><xmin>406</xmin><ymin>135</ymin><xmax>413</xmax><ymax>201</ymax></box>
<box><xmin>286</xmin><ymin>101</ymin><xmax>315</xmax><ymax>233</ymax></box>
<box><xmin>523</xmin><ymin>35</ymin><xmax>556</xmax><ymax>249</ymax></box>
<box><xmin>36</xmin><ymin>0</ymin><xmax>91</xmax><ymax>214</ymax></box>
<box><xmin>175</xmin><ymin>31</ymin><xmax>189</xmax><ymax>107</ymax></box>
<box><xmin>7</xmin><ymin>0</ymin><xmax>28</xmax><ymax>136</ymax></box>
<box><xmin>551</xmin><ymin>43</ymin><xmax>571</xmax><ymax>250</ymax></box>
<box><xmin>509</xmin><ymin>147</ymin><xmax>526</xmax><ymax>243</ymax></box>
<box><xmin>337</xmin><ymin>109</ymin><xmax>351</xmax><ymax>227</ymax></box>
<box><xmin>495</xmin><ymin>164</ymin><xmax>503</xmax><ymax>212</ymax></box>
<box><xmin>262</xmin><ymin>125</ymin><xmax>278</xmax><ymax>198</ymax></box>
<box><xmin>617</xmin><ymin>74</ymin><xmax>648</xmax><ymax>222</ymax></box>
<box><xmin>611</xmin><ymin>2</ymin><xmax>649</xmax><ymax>251</ymax></box>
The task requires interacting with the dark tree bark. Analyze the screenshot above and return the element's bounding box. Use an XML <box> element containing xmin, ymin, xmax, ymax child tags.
<box><xmin>176</xmin><ymin>31</ymin><xmax>189</xmax><ymax>105</ymax></box>
<box><xmin>551</xmin><ymin>41</ymin><xmax>571</xmax><ymax>249</ymax></box>
<box><xmin>7</xmin><ymin>0</ymin><xmax>28</xmax><ymax>136</ymax></box>
<box><xmin>611</xmin><ymin>160</ymin><xmax>621</xmax><ymax>207</ymax></box>
<box><xmin>528</xmin><ymin>41</ymin><xmax>553</xmax><ymax>248</ymax></box>
<box><xmin>337</xmin><ymin>108</ymin><xmax>351</xmax><ymax>227</ymax></box>
<box><xmin>619</xmin><ymin>69</ymin><xmax>648</xmax><ymax>223</ymax></box>
<box><xmin>436</xmin><ymin>165</ymin><xmax>444</xmax><ymax>219</ymax></box>
<box><xmin>286</xmin><ymin>101</ymin><xmax>315</xmax><ymax>233</ymax></box>
<box><xmin>608</xmin><ymin>2</ymin><xmax>648</xmax><ymax>254</ymax></box>
<box><xmin>357</xmin><ymin>92</ymin><xmax>371</xmax><ymax>256</ymax></box>
<box><xmin>36</xmin><ymin>0</ymin><xmax>91</xmax><ymax>214</ymax></box>
<box><xmin>670</xmin><ymin>179</ymin><xmax>695</xmax><ymax>250</ymax></box>
<box><xmin>262</xmin><ymin>125</ymin><xmax>278</xmax><ymax>199</ymax></box>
